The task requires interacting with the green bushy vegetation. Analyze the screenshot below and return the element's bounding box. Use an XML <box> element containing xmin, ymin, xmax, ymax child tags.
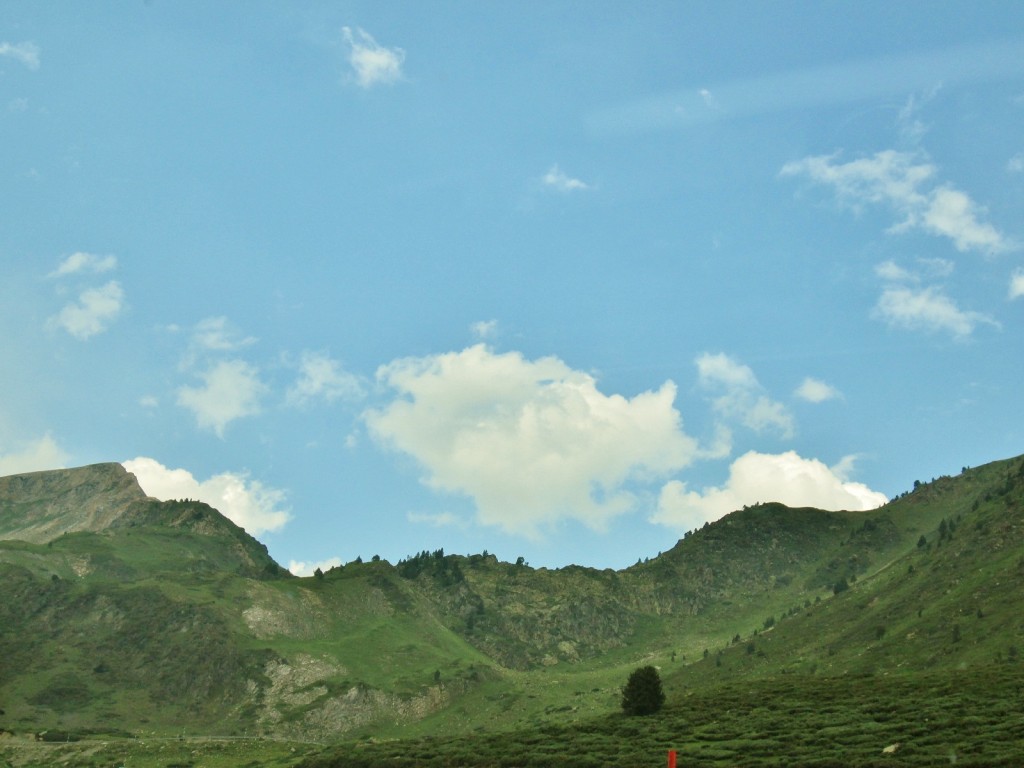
<box><xmin>2</xmin><ymin>454</ymin><xmax>1024</xmax><ymax>766</ymax></box>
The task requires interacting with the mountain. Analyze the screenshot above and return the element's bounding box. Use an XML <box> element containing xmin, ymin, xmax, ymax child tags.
<box><xmin>0</xmin><ymin>463</ymin><xmax>146</xmax><ymax>543</ymax></box>
<box><xmin>1</xmin><ymin>453</ymin><xmax>1022</xmax><ymax>766</ymax></box>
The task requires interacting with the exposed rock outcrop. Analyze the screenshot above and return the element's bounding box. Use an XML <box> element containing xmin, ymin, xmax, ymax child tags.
<box><xmin>0</xmin><ymin>463</ymin><xmax>147</xmax><ymax>543</ymax></box>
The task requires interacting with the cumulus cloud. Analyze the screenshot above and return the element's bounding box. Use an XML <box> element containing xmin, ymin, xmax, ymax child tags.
<box><xmin>176</xmin><ymin>359</ymin><xmax>266</xmax><ymax>437</ymax></box>
<box><xmin>365</xmin><ymin>344</ymin><xmax>698</xmax><ymax>538</ymax></box>
<box><xmin>288</xmin><ymin>557</ymin><xmax>343</xmax><ymax>577</ymax></box>
<box><xmin>0</xmin><ymin>41</ymin><xmax>40</xmax><ymax>70</ymax></box>
<box><xmin>48</xmin><ymin>280</ymin><xmax>125</xmax><ymax>339</ymax></box>
<box><xmin>0</xmin><ymin>435</ymin><xmax>70</xmax><ymax>476</ymax></box>
<box><xmin>872</xmin><ymin>285</ymin><xmax>998</xmax><ymax>339</ymax></box>
<box><xmin>696</xmin><ymin>353</ymin><xmax>794</xmax><ymax>438</ymax></box>
<box><xmin>542</xmin><ymin>165</ymin><xmax>589</xmax><ymax>192</ymax></box>
<box><xmin>123</xmin><ymin>457</ymin><xmax>290</xmax><ymax>535</ymax></box>
<box><xmin>781</xmin><ymin>150</ymin><xmax>1010</xmax><ymax>255</ymax></box>
<box><xmin>48</xmin><ymin>252</ymin><xmax>118</xmax><ymax>277</ymax></box>
<box><xmin>1010</xmin><ymin>269</ymin><xmax>1024</xmax><ymax>300</ymax></box>
<box><xmin>286</xmin><ymin>351</ymin><xmax>364</xmax><ymax>407</ymax></box>
<box><xmin>651</xmin><ymin>450</ymin><xmax>887</xmax><ymax>532</ymax></box>
<box><xmin>342</xmin><ymin>26</ymin><xmax>405</xmax><ymax>88</ymax></box>
<box><xmin>795</xmin><ymin>377</ymin><xmax>841</xmax><ymax>403</ymax></box>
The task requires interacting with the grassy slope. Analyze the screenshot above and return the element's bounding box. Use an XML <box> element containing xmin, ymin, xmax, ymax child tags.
<box><xmin>0</xmin><ymin>454</ymin><xmax>1021</xmax><ymax>764</ymax></box>
<box><xmin>298</xmin><ymin>455</ymin><xmax>1024</xmax><ymax>766</ymax></box>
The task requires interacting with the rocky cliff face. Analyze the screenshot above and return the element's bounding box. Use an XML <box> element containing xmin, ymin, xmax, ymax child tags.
<box><xmin>0</xmin><ymin>463</ymin><xmax>148</xmax><ymax>543</ymax></box>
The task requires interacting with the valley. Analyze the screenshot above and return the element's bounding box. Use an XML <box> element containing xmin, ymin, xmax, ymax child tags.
<box><xmin>1</xmin><ymin>454</ymin><xmax>1022</xmax><ymax>766</ymax></box>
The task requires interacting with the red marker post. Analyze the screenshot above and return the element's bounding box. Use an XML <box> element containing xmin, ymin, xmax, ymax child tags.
<box><xmin>668</xmin><ymin>749</ymin><xmax>677</xmax><ymax>768</ymax></box>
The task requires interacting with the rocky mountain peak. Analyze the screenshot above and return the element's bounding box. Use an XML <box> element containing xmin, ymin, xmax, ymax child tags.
<box><xmin>0</xmin><ymin>462</ymin><xmax>149</xmax><ymax>543</ymax></box>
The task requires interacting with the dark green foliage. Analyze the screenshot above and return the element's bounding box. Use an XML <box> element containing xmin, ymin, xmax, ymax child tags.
<box><xmin>620</xmin><ymin>666</ymin><xmax>664</xmax><ymax>716</ymax></box>
<box><xmin>299</xmin><ymin>665</ymin><xmax>1024</xmax><ymax>768</ymax></box>
<box><xmin>396</xmin><ymin>549</ymin><xmax>464</xmax><ymax>585</ymax></box>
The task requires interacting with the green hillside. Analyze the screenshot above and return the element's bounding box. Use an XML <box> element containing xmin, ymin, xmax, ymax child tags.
<box><xmin>1</xmin><ymin>454</ymin><xmax>1022</xmax><ymax>767</ymax></box>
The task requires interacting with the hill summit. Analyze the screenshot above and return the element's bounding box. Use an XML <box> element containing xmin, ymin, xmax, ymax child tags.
<box><xmin>0</xmin><ymin>462</ymin><xmax>148</xmax><ymax>543</ymax></box>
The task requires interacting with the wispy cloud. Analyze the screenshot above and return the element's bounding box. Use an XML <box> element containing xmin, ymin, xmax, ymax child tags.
<box><xmin>46</xmin><ymin>253</ymin><xmax>125</xmax><ymax>340</ymax></box>
<box><xmin>542</xmin><ymin>165</ymin><xmax>589</xmax><ymax>192</ymax></box>
<box><xmin>896</xmin><ymin>85</ymin><xmax>941</xmax><ymax>144</ymax></box>
<box><xmin>0</xmin><ymin>41</ymin><xmax>40</xmax><ymax>70</ymax></box>
<box><xmin>407</xmin><ymin>510</ymin><xmax>462</xmax><ymax>528</ymax></box>
<box><xmin>48</xmin><ymin>252</ymin><xmax>118</xmax><ymax>278</ymax></box>
<box><xmin>698</xmin><ymin>88</ymin><xmax>719</xmax><ymax>109</ymax></box>
<box><xmin>696</xmin><ymin>353</ymin><xmax>794</xmax><ymax>439</ymax></box>
<box><xmin>191</xmin><ymin>316</ymin><xmax>257</xmax><ymax>352</ymax></box>
<box><xmin>873</xmin><ymin>285</ymin><xmax>998</xmax><ymax>339</ymax></box>
<box><xmin>48</xmin><ymin>281</ymin><xmax>125</xmax><ymax>340</ymax></box>
<box><xmin>365</xmin><ymin>344</ymin><xmax>697</xmax><ymax>538</ymax></box>
<box><xmin>124</xmin><ymin>456</ymin><xmax>290</xmax><ymax>535</ymax></box>
<box><xmin>342</xmin><ymin>27</ymin><xmax>405</xmax><ymax>88</ymax></box>
<box><xmin>589</xmin><ymin>39</ymin><xmax>1024</xmax><ymax>135</ymax></box>
<box><xmin>781</xmin><ymin>150</ymin><xmax>1011</xmax><ymax>255</ymax></box>
<box><xmin>470</xmin><ymin>319</ymin><xmax>498</xmax><ymax>340</ymax></box>
<box><xmin>285</xmin><ymin>351</ymin><xmax>364</xmax><ymax>408</ymax></box>
<box><xmin>871</xmin><ymin>259</ymin><xmax>998</xmax><ymax>339</ymax></box>
<box><xmin>1007</xmin><ymin>153</ymin><xmax>1024</xmax><ymax>174</ymax></box>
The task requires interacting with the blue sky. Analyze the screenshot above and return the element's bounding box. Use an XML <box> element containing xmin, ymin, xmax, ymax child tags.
<box><xmin>2</xmin><ymin>2</ymin><xmax>1022</xmax><ymax>572</ymax></box>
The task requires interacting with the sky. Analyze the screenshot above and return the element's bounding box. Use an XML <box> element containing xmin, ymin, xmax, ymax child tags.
<box><xmin>1</xmin><ymin>2</ymin><xmax>1022</xmax><ymax>574</ymax></box>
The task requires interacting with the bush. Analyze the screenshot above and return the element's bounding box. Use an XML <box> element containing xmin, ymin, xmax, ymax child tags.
<box><xmin>621</xmin><ymin>666</ymin><xmax>665</xmax><ymax>716</ymax></box>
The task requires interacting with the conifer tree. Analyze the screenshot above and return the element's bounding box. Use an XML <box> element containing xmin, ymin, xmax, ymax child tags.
<box><xmin>621</xmin><ymin>665</ymin><xmax>665</xmax><ymax>716</ymax></box>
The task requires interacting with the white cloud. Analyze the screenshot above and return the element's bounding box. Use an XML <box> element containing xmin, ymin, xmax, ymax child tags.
<box><xmin>191</xmin><ymin>316</ymin><xmax>257</xmax><ymax>352</ymax></box>
<box><xmin>286</xmin><ymin>351</ymin><xmax>364</xmax><ymax>407</ymax></box>
<box><xmin>874</xmin><ymin>260</ymin><xmax>915</xmax><ymax>282</ymax></box>
<box><xmin>542</xmin><ymin>165</ymin><xmax>589</xmax><ymax>192</ymax></box>
<box><xmin>48</xmin><ymin>280</ymin><xmax>125</xmax><ymax>339</ymax></box>
<box><xmin>696</xmin><ymin>353</ymin><xmax>794</xmax><ymax>438</ymax></box>
<box><xmin>365</xmin><ymin>344</ymin><xmax>698</xmax><ymax>538</ymax></box>
<box><xmin>1007</xmin><ymin>153</ymin><xmax>1024</xmax><ymax>174</ymax></box>
<box><xmin>0</xmin><ymin>41</ymin><xmax>40</xmax><ymax>70</ymax></box>
<box><xmin>873</xmin><ymin>285</ymin><xmax>998</xmax><ymax>339</ymax></box>
<box><xmin>781</xmin><ymin>150</ymin><xmax>1010</xmax><ymax>255</ymax></box>
<box><xmin>651</xmin><ymin>450</ymin><xmax>887</xmax><ymax>532</ymax></box>
<box><xmin>342</xmin><ymin>26</ymin><xmax>405</xmax><ymax>88</ymax></box>
<box><xmin>471</xmin><ymin>319</ymin><xmax>498</xmax><ymax>340</ymax></box>
<box><xmin>176</xmin><ymin>359</ymin><xmax>266</xmax><ymax>437</ymax></box>
<box><xmin>0</xmin><ymin>435</ymin><xmax>70</xmax><ymax>476</ymax></box>
<box><xmin>288</xmin><ymin>557</ymin><xmax>342</xmax><ymax>577</ymax></box>
<box><xmin>123</xmin><ymin>456</ymin><xmax>290</xmax><ymax>535</ymax></box>
<box><xmin>1009</xmin><ymin>269</ymin><xmax>1024</xmax><ymax>300</ymax></box>
<box><xmin>896</xmin><ymin>86</ymin><xmax>940</xmax><ymax>144</ymax></box>
<box><xmin>918</xmin><ymin>186</ymin><xmax>1008</xmax><ymax>254</ymax></box>
<box><xmin>795</xmin><ymin>377</ymin><xmax>841</xmax><ymax>403</ymax></box>
<box><xmin>48</xmin><ymin>252</ymin><xmax>117</xmax><ymax>277</ymax></box>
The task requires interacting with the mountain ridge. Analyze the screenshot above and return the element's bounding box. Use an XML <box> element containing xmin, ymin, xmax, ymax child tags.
<box><xmin>0</xmin><ymin>452</ymin><xmax>1021</xmax><ymax>756</ymax></box>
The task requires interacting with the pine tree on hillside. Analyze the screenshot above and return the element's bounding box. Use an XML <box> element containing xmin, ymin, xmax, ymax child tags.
<box><xmin>621</xmin><ymin>665</ymin><xmax>665</xmax><ymax>716</ymax></box>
